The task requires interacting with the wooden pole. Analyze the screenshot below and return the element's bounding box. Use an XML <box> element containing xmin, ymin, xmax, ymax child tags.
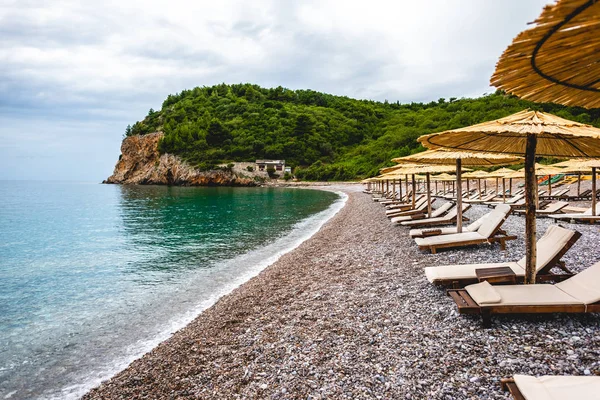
<box><xmin>548</xmin><ymin>175</ymin><xmax>552</xmax><ymax>197</ymax></box>
<box><xmin>426</xmin><ymin>173</ymin><xmax>432</xmax><ymax>217</ymax></box>
<box><xmin>524</xmin><ymin>134</ymin><xmax>538</xmax><ymax>285</ymax></box>
<box><xmin>593</xmin><ymin>167</ymin><xmax>597</xmax><ymax>216</ymax></box>
<box><xmin>456</xmin><ymin>159</ymin><xmax>463</xmax><ymax>234</ymax></box>
<box><xmin>509</xmin><ymin>178</ymin><xmax>513</xmax><ymax>195</ymax></box>
<box><xmin>496</xmin><ymin>177</ymin><xmax>499</xmax><ymax>195</ymax></box>
<box><xmin>466</xmin><ymin>179</ymin><xmax>470</xmax><ymax>194</ymax></box>
<box><xmin>399</xmin><ymin>178</ymin><xmax>403</xmax><ymax>202</ymax></box>
<box><xmin>503</xmin><ymin>178</ymin><xmax>506</xmax><ymax>202</ymax></box>
<box><xmin>386</xmin><ymin>180</ymin><xmax>389</xmax><ymax>196</ymax></box>
<box><xmin>392</xmin><ymin>179</ymin><xmax>396</xmax><ymax>199</ymax></box>
<box><xmin>478</xmin><ymin>179</ymin><xmax>482</xmax><ymax>199</ymax></box>
<box><xmin>405</xmin><ymin>175</ymin><xmax>410</xmax><ymax>202</ymax></box>
<box><xmin>435</xmin><ymin>180</ymin><xmax>438</xmax><ymax>194</ymax></box>
<box><xmin>578</xmin><ymin>173</ymin><xmax>581</xmax><ymax>196</ymax></box>
<box><xmin>411</xmin><ymin>174</ymin><xmax>416</xmax><ymax>209</ymax></box>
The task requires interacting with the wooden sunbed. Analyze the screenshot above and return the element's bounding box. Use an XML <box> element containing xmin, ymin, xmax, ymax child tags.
<box><xmin>549</xmin><ymin>207</ymin><xmax>599</xmax><ymax>224</ymax></box>
<box><xmin>424</xmin><ymin>225</ymin><xmax>581</xmax><ymax>287</ymax></box>
<box><xmin>514</xmin><ymin>201</ymin><xmax>569</xmax><ymax>216</ymax></box>
<box><xmin>386</xmin><ymin>197</ymin><xmax>430</xmax><ymax>218</ymax></box>
<box><xmin>409</xmin><ymin>212</ymin><xmax>491</xmax><ymax>238</ymax></box>
<box><xmin>385</xmin><ymin>194</ymin><xmax>424</xmax><ymax>209</ymax></box>
<box><xmin>501</xmin><ymin>375</ymin><xmax>600</xmax><ymax>400</ymax></box>
<box><xmin>484</xmin><ymin>193</ymin><xmax>525</xmax><ymax>207</ymax></box>
<box><xmin>448</xmin><ymin>261</ymin><xmax>600</xmax><ymax>327</ymax></box>
<box><xmin>399</xmin><ymin>203</ymin><xmax>471</xmax><ymax>228</ymax></box>
<box><xmin>414</xmin><ymin>204</ymin><xmax>516</xmax><ymax>254</ymax></box>
<box><xmin>390</xmin><ymin>202</ymin><xmax>453</xmax><ymax>224</ymax></box>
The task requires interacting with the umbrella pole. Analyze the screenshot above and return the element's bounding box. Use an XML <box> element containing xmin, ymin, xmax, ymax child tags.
<box><xmin>578</xmin><ymin>173</ymin><xmax>581</xmax><ymax>196</ymax></box>
<box><xmin>478</xmin><ymin>179</ymin><xmax>482</xmax><ymax>199</ymax></box>
<box><xmin>392</xmin><ymin>179</ymin><xmax>396</xmax><ymax>200</ymax></box>
<box><xmin>524</xmin><ymin>134</ymin><xmax>538</xmax><ymax>285</ymax></box>
<box><xmin>386</xmin><ymin>180</ymin><xmax>389</xmax><ymax>196</ymax></box>
<box><xmin>503</xmin><ymin>178</ymin><xmax>506</xmax><ymax>203</ymax></box>
<box><xmin>467</xmin><ymin>179</ymin><xmax>470</xmax><ymax>195</ymax></box>
<box><xmin>426</xmin><ymin>173</ymin><xmax>432</xmax><ymax>217</ymax></box>
<box><xmin>435</xmin><ymin>180</ymin><xmax>438</xmax><ymax>194</ymax></box>
<box><xmin>405</xmin><ymin>175</ymin><xmax>410</xmax><ymax>202</ymax></box>
<box><xmin>509</xmin><ymin>178</ymin><xmax>513</xmax><ymax>196</ymax></box>
<box><xmin>496</xmin><ymin>177</ymin><xmax>499</xmax><ymax>195</ymax></box>
<box><xmin>456</xmin><ymin>159</ymin><xmax>463</xmax><ymax>234</ymax></box>
<box><xmin>548</xmin><ymin>175</ymin><xmax>552</xmax><ymax>197</ymax></box>
<box><xmin>593</xmin><ymin>167</ymin><xmax>597</xmax><ymax>216</ymax></box>
<box><xmin>412</xmin><ymin>174</ymin><xmax>416</xmax><ymax>209</ymax></box>
<box><xmin>399</xmin><ymin>178</ymin><xmax>403</xmax><ymax>202</ymax></box>
<box><xmin>484</xmin><ymin>179</ymin><xmax>487</xmax><ymax>195</ymax></box>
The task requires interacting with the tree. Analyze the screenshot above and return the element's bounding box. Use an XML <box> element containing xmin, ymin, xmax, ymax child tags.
<box><xmin>293</xmin><ymin>114</ymin><xmax>314</xmax><ymax>137</ymax></box>
<box><xmin>206</xmin><ymin>119</ymin><xmax>231</xmax><ymax>147</ymax></box>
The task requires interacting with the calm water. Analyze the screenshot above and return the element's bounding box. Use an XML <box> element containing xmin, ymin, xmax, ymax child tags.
<box><xmin>0</xmin><ymin>181</ymin><xmax>344</xmax><ymax>400</ymax></box>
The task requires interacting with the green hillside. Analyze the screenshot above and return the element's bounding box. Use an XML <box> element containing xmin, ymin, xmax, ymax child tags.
<box><xmin>125</xmin><ymin>84</ymin><xmax>600</xmax><ymax>180</ymax></box>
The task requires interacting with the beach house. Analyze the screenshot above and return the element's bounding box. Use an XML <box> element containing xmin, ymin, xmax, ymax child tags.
<box><xmin>255</xmin><ymin>159</ymin><xmax>285</xmax><ymax>173</ymax></box>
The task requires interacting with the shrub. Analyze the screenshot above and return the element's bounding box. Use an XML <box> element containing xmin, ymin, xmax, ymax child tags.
<box><xmin>283</xmin><ymin>172</ymin><xmax>292</xmax><ymax>181</ymax></box>
<box><xmin>246</xmin><ymin>166</ymin><xmax>254</xmax><ymax>172</ymax></box>
<box><xmin>266</xmin><ymin>166</ymin><xmax>276</xmax><ymax>178</ymax></box>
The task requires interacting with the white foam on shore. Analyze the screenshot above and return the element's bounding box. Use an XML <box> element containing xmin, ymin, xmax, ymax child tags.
<box><xmin>52</xmin><ymin>190</ymin><xmax>348</xmax><ymax>400</ymax></box>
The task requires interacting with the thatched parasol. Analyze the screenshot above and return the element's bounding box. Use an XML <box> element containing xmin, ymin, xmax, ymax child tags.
<box><xmin>553</xmin><ymin>159</ymin><xmax>600</xmax><ymax>214</ymax></box>
<box><xmin>419</xmin><ymin>109</ymin><xmax>600</xmax><ymax>284</ymax></box>
<box><xmin>394</xmin><ymin>149</ymin><xmax>521</xmax><ymax>232</ymax></box>
<box><xmin>491</xmin><ymin>0</ymin><xmax>600</xmax><ymax>109</ymax></box>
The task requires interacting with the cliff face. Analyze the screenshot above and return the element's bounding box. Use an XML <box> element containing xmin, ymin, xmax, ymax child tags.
<box><xmin>104</xmin><ymin>132</ymin><xmax>256</xmax><ymax>186</ymax></box>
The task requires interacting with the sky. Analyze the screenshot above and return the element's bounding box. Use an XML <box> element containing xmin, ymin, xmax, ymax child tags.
<box><xmin>0</xmin><ymin>0</ymin><xmax>550</xmax><ymax>181</ymax></box>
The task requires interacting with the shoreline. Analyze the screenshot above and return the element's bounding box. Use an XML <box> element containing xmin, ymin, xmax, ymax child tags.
<box><xmin>59</xmin><ymin>186</ymin><xmax>349</xmax><ymax>400</ymax></box>
<box><xmin>84</xmin><ymin>188</ymin><xmax>599</xmax><ymax>399</ymax></box>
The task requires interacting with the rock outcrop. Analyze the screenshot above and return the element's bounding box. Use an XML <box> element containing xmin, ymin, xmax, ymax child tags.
<box><xmin>104</xmin><ymin>132</ymin><xmax>256</xmax><ymax>186</ymax></box>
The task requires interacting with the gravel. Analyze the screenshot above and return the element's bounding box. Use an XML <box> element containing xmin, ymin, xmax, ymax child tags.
<box><xmin>83</xmin><ymin>185</ymin><xmax>600</xmax><ymax>400</ymax></box>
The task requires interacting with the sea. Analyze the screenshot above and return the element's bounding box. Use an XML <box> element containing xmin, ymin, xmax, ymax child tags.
<box><xmin>0</xmin><ymin>181</ymin><xmax>345</xmax><ymax>400</ymax></box>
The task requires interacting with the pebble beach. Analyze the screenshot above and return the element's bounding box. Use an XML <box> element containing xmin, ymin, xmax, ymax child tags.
<box><xmin>84</xmin><ymin>184</ymin><xmax>600</xmax><ymax>399</ymax></box>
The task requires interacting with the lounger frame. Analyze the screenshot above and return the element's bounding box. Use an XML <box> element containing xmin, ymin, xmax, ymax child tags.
<box><xmin>447</xmin><ymin>289</ymin><xmax>600</xmax><ymax>327</ymax></box>
<box><xmin>500</xmin><ymin>378</ymin><xmax>525</xmax><ymax>400</ymax></box>
<box><xmin>418</xmin><ymin>223</ymin><xmax>517</xmax><ymax>254</ymax></box>
<box><xmin>431</xmin><ymin>230</ymin><xmax>581</xmax><ymax>288</ymax></box>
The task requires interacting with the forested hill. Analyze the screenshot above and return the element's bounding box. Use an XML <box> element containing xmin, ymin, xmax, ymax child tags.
<box><xmin>125</xmin><ymin>84</ymin><xmax>600</xmax><ymax>180</ymax></box>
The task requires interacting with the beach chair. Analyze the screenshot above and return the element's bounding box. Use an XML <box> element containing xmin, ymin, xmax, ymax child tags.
<box><xmin>549</xmin><ymin>208</ymin><xmax>600</xmax><ymax>224</ymax></box>
<box><xmin>399</xmin><ymin>203</ymin><xmax>471</xmax><ymax>228</ymax></box>
<box><xmin>570</xmin><ymin>189</ymin><xmax>592</xmax><ymax>200</ymax></box>
<box><xmin>448</xmin><ymin>261</ymin><xmax>600</xmax><ymax>327</ymax></box>
<box><xmin>385</xmin><ymin>195</ymin><xmax>425</xmax><ymax>211</ymax></box>
<box><xmin>386</xmin><ymin>197</ymin><xmax>430</xmax><ymax>218</ymax></box>
<box><xmin>513</xmin><ymin>201</ymin><xmax>569</xmax><ymax>216</ymax></box>
<box><xmin>409</xmin><ymin>212</ymin><xmax>492</xmax><ymax>238</ymax></box>
<box><xmin>424</xmin><ymin>225</ymin><xmax>581</xmax><ymax>287</ymax></box>
<box><xmin>390</xmin><ymin>202</ymin><xmax>453</xmax><ymax>224</ymax></box>
<box><xmin>484</xmin><ymin>193</ymin><xmax>524</xmax><ymax>207</ymax></box>
<box><xmin>501</xmin><ymin>375</ymin><xmax>600</xmax><ymax>400</ymax></box>
<box><xmin>414</xmin><ymin>204</ymin><xmax>516</xmax><ymax>254</ymax></box>
<box><xmin>464</xmin><ymin>193</ymin><xmax>497</xmax><ymax>204</ymax></box>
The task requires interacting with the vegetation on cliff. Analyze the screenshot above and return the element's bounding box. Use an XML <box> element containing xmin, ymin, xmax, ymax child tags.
<box><xmin>125</xmin><ymin>84</ymin><xmax>600</xmax><ymax>180</ymax></box>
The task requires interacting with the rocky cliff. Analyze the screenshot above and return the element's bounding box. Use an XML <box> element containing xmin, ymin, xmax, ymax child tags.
<box><xmin>104</xmin><ymin>132</ymin><xmax>256</xmax><ymax>186</ymax></box>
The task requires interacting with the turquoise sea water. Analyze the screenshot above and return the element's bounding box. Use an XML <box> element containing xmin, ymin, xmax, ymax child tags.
<box><xmin>0</xmin><ymin>181</ymin><xmax>343</xmax><ymax>400</ymax></box>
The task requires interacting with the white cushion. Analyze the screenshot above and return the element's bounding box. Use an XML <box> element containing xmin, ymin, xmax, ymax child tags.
<box><xmin>556</xmin><ymin>262</ymin><xmax>600</xmax><ymax>305</ymax></box>
<box><xmin>424</xmin><ymin>262</ymin><xmax>523</xmax><ymax>283</ymax></box>
<box><xmin>414</xmin><ymin>231</ymin><xmax>484</xmax><ymax>247</ymax></box>
<box><xmin>515</xmin><ymin>225</ymin><xmax>576</xmax><ymax>272</ymax></box>
<box><xmin>492</xmin><ymin>285</ymin><xmax>581</xmax><ymax>306</ymax></box>
<box><xmin>465</xmin><ymin>281</ymin><xmax>501</xmax><ymax>305</ymax></box>
<box><xmin>514</xmin><ymin>374</ymin><xmax>600</xmax><ymax>400</ymax></box>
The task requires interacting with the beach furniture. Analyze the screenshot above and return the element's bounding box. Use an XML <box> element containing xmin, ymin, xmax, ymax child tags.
<box><xmin>409</xmin><ymin>212</ymin><xmax>491</xmax><ymax>238</ymax></box>
<box><xmin>501</xmin><ymin>375</ymin><xmax>600</xmax><ymax>400</ymax></box>
<box><xmin>386</xmin><ymin>197</ymin><xmax>430</xmax><ymax>218</ymax></box>
<box><xmin>513</xmin><ymin>201</ymin><xmax>569</xmax><ymax>216</ymax></box>
<box><xmin>548</xmin><ymin>207</ymin><xmax>600</xmax><ymax>224</ymax></box>
<box><xmin>448</xmin><ymin>261</ymin><xmax>600</xmax><ymax>327</ymax></box>
<box><xmin>399</xmin><ymin>203</ymin><xmax>471</xmax><ymax>228</ymax></box>
<box><xmin>424</xmin><ymin>225</ymin><xmax>580</xmax><ymax>287</ymax></box>
<box><xmin>385</xmin><ymin>194</ymin><xmax>424</xmax><ymax>209</ymax></box>
<box><xmin>464</xmin><ymin>193</ymin><xmax>497</xmax><ymax>204</ymax></box>
<box><xmin>484</xmin><ymin>193</ymin><xmax>525</xmax><ymax>207</ymax></box>
<box><xmin>414</xmin><ymin>204</ymin><xmax>515</xmax><ymax>254</ymax></box>
<box><xmin>390</xmin><ymin>202</ymin><xmax>453</xmax><ymax>224</ymax></box>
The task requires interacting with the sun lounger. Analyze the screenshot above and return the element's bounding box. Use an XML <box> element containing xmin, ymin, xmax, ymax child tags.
<box><xmin>385</xmin><ymin>194</ymin><xmax>424</xmax><ymax>209</ymax></box>
<box><xmin>464</xmin><ymin>193</ymin><xmax>497</xmax><ymax>204</ymax></box>
<box><xmin>549</xmin><ymin>207</ymin><xmax>599</xmax><ymax>224</ymax></box>
<box><xmin>514</xmin><ymin>201</ymin><xmax>569</xmax><ymax>216</ymax></box>
<box><xmin>424</xmin><ymin>225</ymin><xmax>581</xmax><ymax>287</ymax></box>
<box><xmin>409</xmin><ymin>212</ymin><xmax>491</xmax><ymax>238</ymax></box>
<box><xmin>501</xmin><ymin>375</ymin><xmax>600</xmax><ymax>400</ymax></box>
<box><xmin>414</xmin><ymin>204</ymin><xmax>516</xmax><ymax>254</ymax></box>
<box><xmin>386</xmin><ymin>197</ymin><xmax>430</xmax><ymax>218</ymax></box>
<box><xmin>484</xmin><ymin>193</ymin><xmax>524</xmax><ymax>207</ymax></box>
<box><xmin>399</xmin><ymin>203</ymin><xmax>471</xmax><ymax>228</ymax></box>
<box><xmin>448</xmin><ymin>261</ymin><xmax>600</xmax><ymax>327</ymax></box>
<box><xmin>390</xmin><ymin>202</ymin><xmax>453</xmax><ymax>224</ymax></box>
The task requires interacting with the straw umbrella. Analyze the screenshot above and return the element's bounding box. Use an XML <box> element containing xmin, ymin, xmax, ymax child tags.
<box><xmin>554</xmin><ymin>159</ymin><xmax>600</xmax><ymax>214</ymax></box>
<box><xmin>394</xmin><ymin>149</ymin><xmax>521</xmax><ymax>233</ymax></box>
<box><xmin>490</xmin><ymin>0</ymin><xmax>600</xmax><ymax>109</ymax></box>
<box><xmin>419</xmin><ymin>109</ymin><xmax>600</xmax><ymax>284</ymax></box>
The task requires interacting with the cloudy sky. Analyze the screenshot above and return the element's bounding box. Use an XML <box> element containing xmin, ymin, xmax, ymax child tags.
<box><xmin>0</xmin><ymin>0</ymin><xmax>549</xmax><ymax>181</ymax></box>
